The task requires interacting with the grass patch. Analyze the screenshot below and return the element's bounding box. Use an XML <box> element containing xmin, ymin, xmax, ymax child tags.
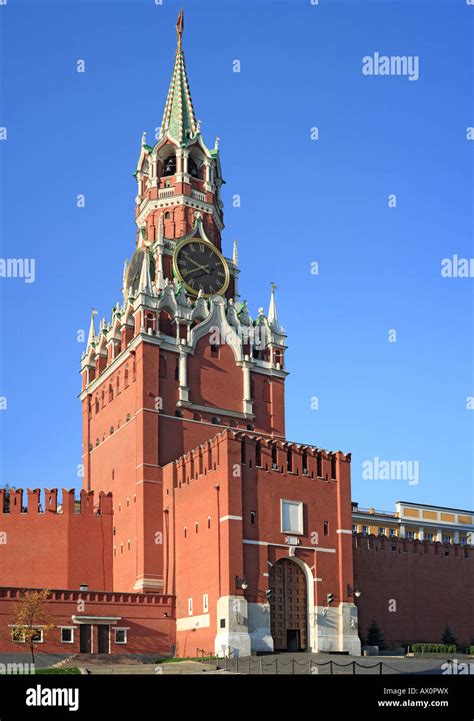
<box><xmin>36</xmin><ymin>668</ymin><xmax>81</xmax><ymax>675</ymax></box>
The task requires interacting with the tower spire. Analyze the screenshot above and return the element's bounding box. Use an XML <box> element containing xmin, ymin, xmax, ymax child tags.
<box><xmin>138</xmin><ymin>248</ymin><xmax>152</xmax><ymax>295</ymax></box>
<box><xmin>87</xmin><ymin>308</ymin><xmax>98</xmax><ymax>347</ymax></box>
<box><xmin>160</xmin><ymin>9</ymin><xmax>198</xmax><ymax>145</ymax></box>
<box><xmin>268</xmin><ymin>282</ymin><xmax>279</xmax><ymax>332</ymax></box>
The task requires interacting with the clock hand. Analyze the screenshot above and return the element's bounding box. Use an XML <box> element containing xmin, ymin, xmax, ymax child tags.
<box><xmin>186</xmin><ymin>265</ymin><xmax>210</xmax><ymax>275</ymax></box>
<box><xmin>185</xmin><ymin>256</ymin><xmax>209</xmax><ymax>271</ymax></box>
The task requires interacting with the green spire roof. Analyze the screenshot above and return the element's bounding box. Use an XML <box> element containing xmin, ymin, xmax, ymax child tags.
<box><xmin>160</xmin><ymin>10</ymin><xmax>198</xmax><ymax>146</ymax></box>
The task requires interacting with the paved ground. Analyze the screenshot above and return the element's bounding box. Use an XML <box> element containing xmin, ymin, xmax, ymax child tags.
<box><xmin>0</xmin><ymin>652</ymin><xmax>463</xmax><ymax>675</ymax></box>
<box><xmin>68</xmin><ymin>653</ymin><xmax>462</xmax><ymax>675</ymax></box>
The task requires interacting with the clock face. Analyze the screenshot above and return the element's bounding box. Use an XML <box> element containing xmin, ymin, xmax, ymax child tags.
<box><xmin>173</xmin><ymin>238</ymin><xmax>229</xmax><ymax>298</ymax></box>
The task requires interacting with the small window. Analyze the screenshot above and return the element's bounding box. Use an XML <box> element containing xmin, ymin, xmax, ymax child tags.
<box><xmin>281</xmin><ymin>499</ymin><xmax>303</xmax><ymax>535</ymax></box>
<box><xmin>255</xmin><ymin>441</ymin><xmax>261</xmax><ymax>466</ymax></box>
<box><xmin>114</xmin><ymin>628</ymin><xmax>127</xmax><ymax>644</ymax></box>
<box><xmin>195</xmin><ymin>522</ymin><xmax>199</xmax><ymax>534</ymax></box>
<box><xmin>220</xmin><ymin>618</ymin><xmax>225</xmax><ymax>629</ymax></box>
<box><xmin>443</xmin><ymin>534</ymin><xmax>451</xmax><ymax>544</ymax></box>
<box><xmin>175</xmin><ymin>410</ymin><xmax>183</xmax><ymax>418</ymax></box>
<box><xmin>407</xmin><ymin>530</ymin><xmax>415</xmax><ymax>540</ymax></box>
<box><xmin>362</xmin><ymin>526</ymin><xmax>368</xmax><ymax>536</ymax></box>
<box><xmin>302</xmin><ymin>450</ymin><xmax>308</xmax><ymax>475</ymax></box>
<box><xmin>165</xmin><ymin>211</ymin><xmax>170</xmax><ymax>220</ymax></box>
<box><xmin>330</xmin><ymin>455</ymin><xmax>337</xmax><ymax>479</ymax></box>
<box><xmin>203</xmin><ymin>594</ymin><xmax>209</xmax><ymax>613</ymax></box>
<box><xmin>247</xmin><ymin>423</ymin><xmax>254</xmax><ymax>431</ymax></box>
<box><xmin>211</xmin><ymin>417</ymin><xmax>219</xmax><ymax>425</ymax></box>
<box><xmin>188</xmin><ymin>598</ymin><xmax>193</xmax><ymax>616</ymax></box>
<box><xmin>352</xmin><ymin>524</ymin><xmax>357</xmax><ymax>533</ymax></box>
<box><xmin>61</xmin><ymin>628</ymin><xmax>74</xmax><ymax>644</ymax></box>
<box><xmin>250</xmin><ymin>511</ymin><xmax>256</xmax><ymax>526</ymax></box>
<box><xmin>207</xmin><ymin>516</ymin><xmax>211</xmax><ymax>529</ymax></box>
<box><xmin>378</xmin><ymin>527</ymin><xmax>386</xmax><ymax>536</ymax></box>
<box><xmin>184</xmin><ymin>527</ymin><xmax>187</xmax><ymax>538</ymax></box>
<box><xmin>316</xmin><ymin>454</ymin><xmax>322</xmax><ymax>477</ymax></box>
<box><xmin>389</xmin><ymin>528</ymin><xmax>396</xmax><ymax>537</ymax></box>
<box><xmin>210</xmin><ymin>344</ymin><xmax>219</xmax><ymax>358</ymax></box>
<box><xmin>323</xmin><ymin>521</ymin><xmax>329</xmax><ymax>536</ymax></box>
<box><xmin>12</xmin><ymin>627</ymin><xmax>25</xmax><ymax>643</ymax></box>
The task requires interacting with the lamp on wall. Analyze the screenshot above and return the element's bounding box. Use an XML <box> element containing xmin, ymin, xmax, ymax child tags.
<box><xmin>347</xmin><ymin>584</ymin><xmax>361</xmax><ymax>598</ymax></box>
<box><xmin>235</xmin><ymin>575</ymin><xmax>248</xmax><ymax>591</ymax></box>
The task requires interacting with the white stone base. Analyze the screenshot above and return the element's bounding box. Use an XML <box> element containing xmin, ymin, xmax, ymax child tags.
<box><xmin>214</xmin><ymin>595</ymin><xmax>251</xmax><ymax>658</ymax></box>
<box><xmin>314</xmin><ymin>602</ymin><xmax>361</xmax><ymax>655</ymax></box>
<box><xmin>248</xmin><ymin>602</ymin><xmax>274</xmax><ymax>652</ymax></box>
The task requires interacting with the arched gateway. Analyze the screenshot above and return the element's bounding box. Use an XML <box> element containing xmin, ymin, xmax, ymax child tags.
<box><xmin>269</xmin><ymin>558</ymin><xmax>308</xmax><ymax>651</ymax></box>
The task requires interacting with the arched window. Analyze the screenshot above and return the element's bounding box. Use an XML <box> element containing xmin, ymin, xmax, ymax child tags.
<box><xmin>195</xmin><ymin>523</ymin><xmax>199</xmax><ymax>534</ymax></box>
<box><xmin>109</xmin><ymin>384</ymin><xmax>113</xmax><ymax>402</ymax></box>
<box><xmin>116</xmin><ymin>376</ymin><xmax>120</xmax><ymax>394</ymax></box>
<box><xmin>101</xmin><ymin>389</ymin><xmax>105</xmax><ymax>407</ymax></box>
<box><xmin>184</xmin><ymin>527</ymin><xmax>187</xmax><ymax>538</ymax></box>
<box><xmin>124</xmin><ymin>367</ymin><xmax>129</xmax><ymax>388</ymax></box>
<box><xmin>250</xmin><ymin>511</ymin><xmax>256</xmax><ymax>526</ymax></box>
<box><xmin>207</xmin><ymin>516</ymin><xmax>211</xmax><ymax>529</ymax></box>
<box><xmin>95</xmin><ymin>395</ymin><xmax>99</xmax><ymax>414</ymax></box>
<box><xmin>255</xmin><ymin>440</ymin><xmax>262</xmax><ymax>466</ymax></box>
<box><xmin>164</xmin><ymin>211</ymin><xmax>171</xmax><ymax>220</ymax></box>
<box><xmin>110</xmin><ymin>426</ymin><xmax>114</xmax><ymax>435</ymax></box>
<box><xmin>211</xmin><ymin>417</ymin><xmax>219</xmax><ymax>425</ymax></box>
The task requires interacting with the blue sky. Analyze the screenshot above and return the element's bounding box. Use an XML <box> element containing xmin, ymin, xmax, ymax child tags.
<box><xmin>0</xmin><ymin>0</ymin><xmax>472</xmax><ymax>512</ymax></box>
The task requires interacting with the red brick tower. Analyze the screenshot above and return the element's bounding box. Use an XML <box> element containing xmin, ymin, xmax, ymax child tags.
<box><xmin>80</xmin><ymin>10</ymin><xmax>287</xmax><ymax>595</ymax></box>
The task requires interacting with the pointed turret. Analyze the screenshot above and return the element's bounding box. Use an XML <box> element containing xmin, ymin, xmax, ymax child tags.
<box><xmin>268</xmin><ymin>282</ymin><xmax>279</xmax><ymax>332</ymax></box>
<box><xmin>87</xmin><ymin>309</ymin><xmax>98</xmax><ymax>347</ymax></box>
<box><xmin>138</xmin><ymin>248</ymin><xmax>153</xmax><ymax>295</ymax></box>
<box><xmin>160</xmin><ymin>10</ymin><xmax>198</xmax><ymax>145</ymax></box>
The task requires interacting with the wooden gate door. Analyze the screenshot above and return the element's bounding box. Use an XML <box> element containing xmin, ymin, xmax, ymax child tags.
<box><xmin>269</xmin><ymin>558</ymin><xmax>308</xmax><ymax>651</ymax></box>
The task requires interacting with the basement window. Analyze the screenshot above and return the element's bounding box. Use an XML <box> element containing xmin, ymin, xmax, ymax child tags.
<box><xmin>114</xmin><ymin>628</ymin><xmax>128</xmax><ymax>644</ymax></box>
<box><xmin>60</xmin><ymin>628</ymin><xmax>74</xmax><ymax>644</ymax></box>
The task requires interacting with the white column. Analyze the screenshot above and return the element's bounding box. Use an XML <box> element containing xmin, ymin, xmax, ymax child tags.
<box><xmin>437</xmin><ymin>528</ymin><xmax>443</xmax><ymax>542</ymax></box>
<box><xmin>204</xmin><ymin>158</ymin><xmax>212</xmax><ymax>191</ymax></box>
<box><xmin>454</xmin><ymin>531</ymin><xmax>460</xmax><ymax>544</ymax></box>
<box><xmin>178</xmin><ymin>347</ymin><xmax>189</xmax><ymax>404</ymax></box>
<box><xmin>399</xmin><ymin>524</ymin><xmax>406</xmax><ymax>538</ymax></box>
<box><xmin>242</xmin><ymin>362</ymin><xmax>252</xmax><ymax>416</ymax></box>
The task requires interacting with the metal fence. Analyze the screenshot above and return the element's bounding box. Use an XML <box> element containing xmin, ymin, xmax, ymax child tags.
<box><xmin>195</xmin><ymin>649</ymin><xmax>402</xmax><ymax>675</ymax></box>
